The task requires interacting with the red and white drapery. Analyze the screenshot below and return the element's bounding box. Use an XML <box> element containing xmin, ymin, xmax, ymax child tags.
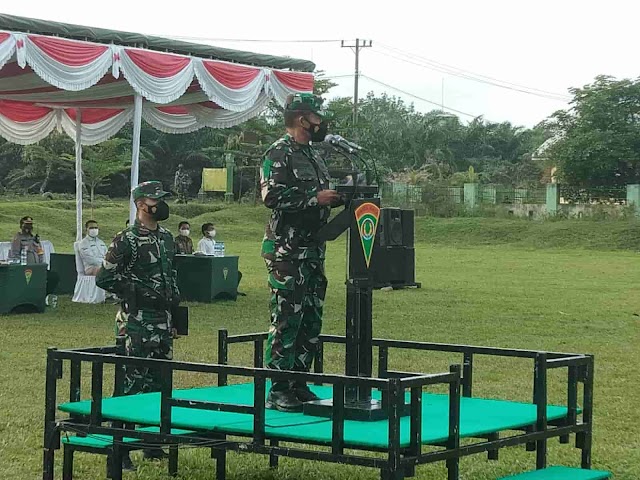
<box><xmin>0</xmin><ymin>30</ymin><xmax>314</xmax><ymax>237</ymax></box>
<box><xmin>0</xmin><ymin>31</ymin><xmax>314</xmax><ymax>145</ymax></box>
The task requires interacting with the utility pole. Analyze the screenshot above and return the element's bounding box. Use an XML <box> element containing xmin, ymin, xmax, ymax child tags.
<box><xmin>341</xmin><ymin>38</ymin><xmax>372</xmax><ymax>138</ymax></box>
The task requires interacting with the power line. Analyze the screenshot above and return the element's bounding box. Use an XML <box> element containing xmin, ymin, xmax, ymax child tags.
<box><xmin>360</xmin><ymin>74</ymin><xmax>485</xmax><ymax>119</ymax></box>
<box><xmin>375</xmin><ymin>43</ymin><xmax>571</xmax><ymax>101</ymax></box>
<box><xmin>155</xmin><ymin>34</ymin><xmax>342</xmax><ymax>44</ymax></box>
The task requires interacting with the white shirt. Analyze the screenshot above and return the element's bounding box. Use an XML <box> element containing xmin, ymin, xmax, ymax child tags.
<box><xmin>197</xmin><ymin>237</ymin><xmax>216</xmax><ymax>256</ymax></box>
<box><xmin>78</xmin><ymin>235</ymin><xmax>107</xmax><ymax>273</ymax></box>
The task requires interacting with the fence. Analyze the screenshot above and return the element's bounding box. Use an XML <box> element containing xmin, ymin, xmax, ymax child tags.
<box><xmin>378</xmin><ymin>182</ymin><xmax>640</xmax><ymax>219</ymax></box>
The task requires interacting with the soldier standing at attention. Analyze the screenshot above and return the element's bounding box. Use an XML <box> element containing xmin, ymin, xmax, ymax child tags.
<box><xmin>174</xmin><ymin>163</ymin><xmax>190</xmax><ymax>204</ymax></box>
<box><xmin>96</xmin><ymin>181</ymin><xmax>180</xmax><ymax>466</ymax></box>
<box><xmin>260</xmin><ymin>93</ymin><xmax>342</xmax><ymax>412</ymax></box>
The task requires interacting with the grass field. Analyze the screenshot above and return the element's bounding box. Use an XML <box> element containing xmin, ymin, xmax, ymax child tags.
<box><xmin>1</xmin><ymin>199</ymin><xmax>639</xmax><ymax>479</ymax></box>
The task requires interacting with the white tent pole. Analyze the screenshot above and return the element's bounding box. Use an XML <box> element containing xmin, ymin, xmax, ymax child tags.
<box><xmin>75</xmin><ymin>110</ymin><xmax>83</xmax><ymax>242</ymax></box>
<box><xmin>130</xmin><ymin>94</ymin><xmax>143</xmax><ymax>226</ymax></box>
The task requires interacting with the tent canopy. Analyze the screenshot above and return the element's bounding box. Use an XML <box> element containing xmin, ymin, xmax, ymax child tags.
<box><xmin>0</xmin><ymin>14</ymin><xmax>315</xmax><ymax>146</ymax></box>
<box><xmin>0</xmin><ymin>15</ymin><xmax>315</xmax><ymax>239</ymax></box>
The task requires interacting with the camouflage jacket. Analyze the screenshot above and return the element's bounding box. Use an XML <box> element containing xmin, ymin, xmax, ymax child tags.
<box><xmin>96</xmin><ymin>220</ymin><xmax>180</xmax><ymax>317</ymax></box>
<box><xmin>174</xmin><ymin>235</ymin><xmax>193</xmax><ymax>255</ymax></box>
<box><xmin>260</xmin><ymin>134</ymin><xmax>332</xmax><ymax>261</ymax></box>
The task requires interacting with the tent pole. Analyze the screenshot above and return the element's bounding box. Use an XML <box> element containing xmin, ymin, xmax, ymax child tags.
<box><xmin>130</xmin><ymin>94</ymin><xmax>143</xmax><ymax>226</ymax></box>
<box><xmin>75</xmin><ymin>110</ymin><xmax>83</xmax><ymax>242</ymax></box>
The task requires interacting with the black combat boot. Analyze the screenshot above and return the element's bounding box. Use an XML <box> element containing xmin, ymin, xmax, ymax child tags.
<box><xmin>265</xmin><ymin>387</ymin><xmax>303</xmax><ymax>412</ymax></box>
<box><xmin>291</xmin><ymin>382</ymin><xmax>320</xmax><ymax>402</ymax></box>
<box><xmin>143</xmin><ymin>448</ymin><xmax>169</xmax><ymax>460</ymax></box>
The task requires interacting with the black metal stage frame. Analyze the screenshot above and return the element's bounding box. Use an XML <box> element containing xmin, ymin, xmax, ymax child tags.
<box><xmin>43</xmin><ymin>331</ymin><xmax>594</xmax><ymax>480</ymax></box>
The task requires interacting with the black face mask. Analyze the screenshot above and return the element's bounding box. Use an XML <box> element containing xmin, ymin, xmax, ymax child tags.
<box><xmin>22</xmin><ymin>225</ymin><xmax>33</xmax><ymax>234</ymax></box>
<box><xmin>145</xmin><ymin>200</ymin><xmax>170</xmax><ymax>221</ymax></box>
<box><xmin>304</xmin><ymin>119</ymin><xmax>328</xmax><ymax>143</ymax></box>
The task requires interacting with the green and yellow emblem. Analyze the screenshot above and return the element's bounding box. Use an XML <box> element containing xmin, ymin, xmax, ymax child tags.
<box><xmin>354</xmin><ymin>202</ymin><xmax>380</xmax><ymax>268</ymax></box>
<box><xmin>24</xmin><ymin>268</ymin><xmax>32</xmax><ymax>285</ymax></box>
<box><xmin>223</xmin><ymin>267</ymin><xmax>229</xmax><ymax>280</ymax></box>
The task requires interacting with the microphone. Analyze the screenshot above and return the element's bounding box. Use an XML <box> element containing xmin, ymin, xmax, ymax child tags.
<box><xmin>324</xmin><ymin>134</ymin><xmax>365</xmax><ymax>153</ymax></box>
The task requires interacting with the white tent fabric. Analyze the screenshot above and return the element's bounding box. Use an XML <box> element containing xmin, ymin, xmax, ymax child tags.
<box><xmin>0</xmin><ymin>28</ymin><xmax>314</xmax><ymax>238</ymax></box>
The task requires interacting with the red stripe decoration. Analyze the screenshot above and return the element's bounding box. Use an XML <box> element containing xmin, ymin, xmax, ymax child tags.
<box><xmin>273</xmin><ymin>70</ymin><xmax>314</xmax><ymax>91</ymax></box>
<box><xmin>0</xmin><ymin>33</ymin><xmax>10</xmax><ymax>44</ymax></box>
<box><xmin>198</xmin><ymin>101</ymin><xmax>222</xmax><ymax>109</ymax></box>
<box><xmin>201</xmin><ymin>60</ymin><xmax>260</xmax><ymax>89</ymax></box>
<box><xmin>125</xmin><ymin>49</ymin><xmax>191</xmax><ymax>78</ymax></box>
<box><xmin>0</xmin><ymin>100</ymin><xmax>50</xmax><ymax>122</ymax></box>
<box><xmin>65</xmin><ymin>108</ymin><xmax>124</xmax><ymax>124</ymax></box>
<box><xmin>156</xmin><ymin>105</ymin><xmax>189</xmax><ymax>115</ymax></box>
<box><xmin>29</xmin><ymin>35</ymin><xmax>108</xmax><ymax>66</ymax></box>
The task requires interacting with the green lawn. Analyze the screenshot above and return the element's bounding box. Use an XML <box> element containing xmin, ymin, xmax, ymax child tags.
<box><xmin>1</xmin><ymin>200</ymin><xmax>639</xmax><ymax>479</ymax></box>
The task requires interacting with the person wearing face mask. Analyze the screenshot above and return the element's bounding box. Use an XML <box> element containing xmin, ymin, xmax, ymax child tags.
<box><xmin>174</xmin><ymin>221</ymin><xmax>193</xmax><ymax>255</ymax></box>
<box><xmin>10</xmin><ymin>216</ymin><xmax>44</xmax><ymax>264</ymax></box>
<box><xmin>10</xmin><ymin>216</ymin><xmax>59</xmax><ymax>300</ymax></box>
<box><xmin>96</xmin><ymin>181</ymin><xmax>180</xmax><ymax>468</ymax></box>
<box><xmin>196</xmin><ymin>222</ymin><xmax>217</xmax><ymax>255</ymax></box>
<box><xmin>78</xmin><ymin>220</ymin><xmax>107</xmax><ymax>275</ymax></box>
<box><xmin>260</xmin><ymin>93</ymin><xmax>343</xmax><ymax>412</ymax></box>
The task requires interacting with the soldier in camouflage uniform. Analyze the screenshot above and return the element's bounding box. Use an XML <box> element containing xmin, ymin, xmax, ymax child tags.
<box><xmin>174</xmin><ymin>164</ymin><xmax>190</xmax><ymax>204</ymax></box>
<box><xmin>260</xmin><ymin>93</ymin><xmax>342</xmax><ymax>412</ymax></box>
<box><xmin>97</xmin><ymin>180</ymin><xmax>179</xmax><ymax>464</ymax></box>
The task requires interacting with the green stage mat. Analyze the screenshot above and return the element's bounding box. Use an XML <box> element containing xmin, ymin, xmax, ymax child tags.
<box><xmin>59</xmin><ymin>383</ymin><xmax>572</xmax><ymax>449</ymax></box>
<box><xmin>499</xmin><ymin>466</ymin><xmax>611</xmax><ymax>479</ymax></box>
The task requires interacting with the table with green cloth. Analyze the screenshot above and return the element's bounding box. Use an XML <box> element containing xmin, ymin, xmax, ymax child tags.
<box><xmin>0</xmin><ymin>263</ymin><xmax>47</xmax><ymax>314</ymax></box>
<box><xmin>175</xmin><ymin>254</ymin><xmax>238</xmax><ymax>302</ymax></box>
<box><xmin>49</xmin><ymin>253</ymin><xmax>77</xmax><ymax>295</ymax></box>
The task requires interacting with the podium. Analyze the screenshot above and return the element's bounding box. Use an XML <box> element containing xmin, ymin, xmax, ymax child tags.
<box><xmin>304</xmin><ymin>185</ymin><xmax>396</xmax><ymax>420</ymax></box>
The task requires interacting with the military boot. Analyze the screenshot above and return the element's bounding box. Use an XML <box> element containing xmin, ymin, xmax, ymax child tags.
<box><xmin>291</xmin><ymin>382</ymin><xmax>320</xmax><ymax>403</ymax></box>
<box><xmin>265</xmin><ymin>388</ymin><xmax>303</xmax><ymax>412</ymax></box>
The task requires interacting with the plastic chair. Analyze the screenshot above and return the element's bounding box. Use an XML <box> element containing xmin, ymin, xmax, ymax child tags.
<box><xmin>72</xmin><ymin>242</ymin><xmax>106</xmax><ymax>304</ymax></box>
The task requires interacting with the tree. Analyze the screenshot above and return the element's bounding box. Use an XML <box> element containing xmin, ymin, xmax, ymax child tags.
<box><xmin>6</xmin><ymin>133</ymin><xmax>75</xmax><ymax>193</ymax></box>
<box><xmin>77</xmin><ymin>139</ymin><xmax>131</xmax><ymax>216</ymax></box>
<box><xmin>547</xmin><ymin>75</ymin><xmax>640</xmax><ymax>186</ymax></box>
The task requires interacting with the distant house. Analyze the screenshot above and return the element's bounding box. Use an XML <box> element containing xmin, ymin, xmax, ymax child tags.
<box><xmin>532</xmin><ymin>136</ymin><xmax>562</xmax><ymax>183</ymax></box>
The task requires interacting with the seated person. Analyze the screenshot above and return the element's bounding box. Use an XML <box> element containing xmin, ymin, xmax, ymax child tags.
<box><xmin>9</xmin><ymin>216</ymin><xmax>59</xmax><ymax>300</ymax></box>
<box><xmin>196</xmin><ymin>222</ymin><xmax>217</xmax><ymax>255</ymax></box>
<box><xmin>196</xmin><ymin>222</ymin><xmax>245</xmax><ymax>295</ymax></box>
<box><xmin>174</xmin><ymin>221</ymin><xmax>194</xmax><ymax>254</ymax></box>
<box><xmin>77</xmin><ymin>220</ymin><xmax>107</xmax><ymax>275</ymax></box>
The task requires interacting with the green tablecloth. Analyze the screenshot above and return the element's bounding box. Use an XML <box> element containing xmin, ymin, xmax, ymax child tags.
<box><xmin>49</xmin><ymin>253</ymin><xmax>77</xmax><ymax>295</ymax></box>
<box><xmin>0</xmin><ymin>263</ymin><xmax>47</xmax><ymax>314</ymax></box>
<box><xmin>175</xmin><ymin>255</ymin><xmax>238</xmax><ymax>302</ymax></box>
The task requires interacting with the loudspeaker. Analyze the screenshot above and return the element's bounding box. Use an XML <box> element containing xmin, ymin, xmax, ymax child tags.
<box><xmin>380</xmin><ymin>208</ymin><xmax>404</xmax><ymax>246</ymax></box>
<box><xmin>401</xmin><ymin>209</ymin><xmax>414</xmax><ymax>248</ymax></box>
<box><xmin>372</xmin><ymin>246</ymin><xmax>415</xmax><ymax>286</ymax></box>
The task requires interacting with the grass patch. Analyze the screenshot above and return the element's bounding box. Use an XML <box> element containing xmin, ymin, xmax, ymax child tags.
<box><xmin>0</xmin><ymin>199</ymin><xmax>639</xmax><ymax>478</ymax></box>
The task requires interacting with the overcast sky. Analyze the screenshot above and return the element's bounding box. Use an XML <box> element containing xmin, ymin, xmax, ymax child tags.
<box><xmin>2</xmin><ymin>1</ymin><xmax>638</xmax><ymax>127</ymax></box>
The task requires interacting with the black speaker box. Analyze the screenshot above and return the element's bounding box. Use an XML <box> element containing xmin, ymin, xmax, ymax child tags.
<box><xmin>380</xmin><ymin>208</ymin><xmax>404</xmax><ymax>246</ymax></box>
<box><xmin>372</xmin><ymin>246</ymin><xmax>415</xmax><ymax>287</ymax></box>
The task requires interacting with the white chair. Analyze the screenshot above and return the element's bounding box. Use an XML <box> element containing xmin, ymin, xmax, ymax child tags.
<box><xmin>72</xmin><ymin>242</ymin><xmax>106</xmax><ymax>304</ymax></box>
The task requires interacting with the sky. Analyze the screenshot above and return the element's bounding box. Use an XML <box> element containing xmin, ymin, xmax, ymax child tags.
<box><xmin>2</xmin><ymin>1</ymin><xmax>638</xmax><ymax>127</ymax></box>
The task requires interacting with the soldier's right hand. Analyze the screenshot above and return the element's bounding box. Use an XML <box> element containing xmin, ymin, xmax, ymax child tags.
<box><xmin>317</xmin><ymin>190</ymin><xmax>342</xmax><ymax>206</ymax></box>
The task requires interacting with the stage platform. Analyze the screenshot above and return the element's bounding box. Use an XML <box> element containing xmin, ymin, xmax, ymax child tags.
<box><xmin>59</xmin><ymin>382</ymin><xmax>573</xmax><ymax>449</ymax></box>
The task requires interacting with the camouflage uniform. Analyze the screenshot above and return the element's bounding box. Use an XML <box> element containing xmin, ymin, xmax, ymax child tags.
<box><xmin>174</xmin><ymin>234</ymin><xmax>193</xmax><ymax>255</ymax></box>
<box><xmin>96</xmin><ymin>184</ymin><xmax>179</xmax><ymax>396</ymax></box>
<box><xmin>174</xmin><ymin>165</ymin><xmax>190</xmax><ymax>204</ymax></box>
<box><xmin>260</xmin><ymin>131</ymin><xmax>333</xmax><ymax>389</ymax></box>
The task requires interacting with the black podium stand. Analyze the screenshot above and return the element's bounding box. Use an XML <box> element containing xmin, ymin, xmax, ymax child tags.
<box><xmin>304</xmin><ymin>185</ymin><xmax>395</xmax><ymax>421</ymax></box>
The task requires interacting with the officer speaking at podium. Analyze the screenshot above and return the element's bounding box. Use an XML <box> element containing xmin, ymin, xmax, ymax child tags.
<box><xmin>260</xmin><ymin>93</ymin><xmax>343</xmax><ymax>412</ymax></box>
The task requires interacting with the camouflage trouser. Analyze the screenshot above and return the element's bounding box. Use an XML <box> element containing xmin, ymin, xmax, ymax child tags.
<box><xmin>176</xmin><ymin>187</ymin><xmax>188</xmax><ymax>204</ymax></box>
<box><xmin>115</xmin><ymin>308</ymin><xmax>173</xmax><ymax>396</ymax></box>
<box><xmin>264</xmin><ymin>258</ymin><xmax>327</xmax><ymax>390</ymax></box>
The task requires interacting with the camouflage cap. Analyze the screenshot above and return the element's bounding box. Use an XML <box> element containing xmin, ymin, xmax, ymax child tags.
<box><xmin>285</xmin><ymin>93</ymin><xmax>327</xmax><ymax>117</ymax></box>
<box><xmin>132</xmin><ymin>181</ymin><xmax>171</xmax><ymax>201</ymax></box>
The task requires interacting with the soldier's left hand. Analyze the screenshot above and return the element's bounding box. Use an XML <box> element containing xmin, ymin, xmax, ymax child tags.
<box><xmin>171</xmin><ymin>328</ymin><xmax>179</xmax><ymax>339</ymax></box>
